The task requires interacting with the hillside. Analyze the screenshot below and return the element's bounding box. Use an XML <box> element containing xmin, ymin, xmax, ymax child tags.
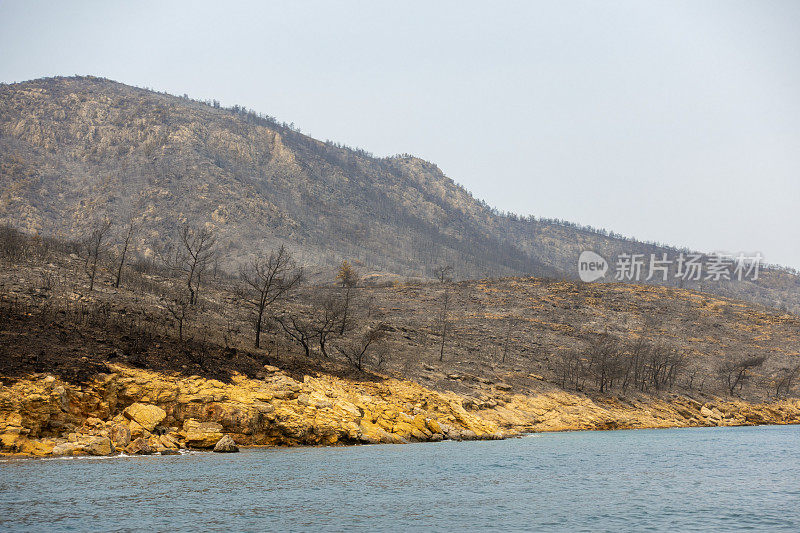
<box><xmin>2</xmin><ymin>229</ymin><xmax>798</xmax><ymax>403</ymax></box>
<box><xmin>1</xmin><ymin>229</ymin><xmax>799</xmax><ymax>457</ymax></box>
<box><xmin>1</xmin><ymin>75</ymin><xmax>798</xmax><ymax>312</ymax></box>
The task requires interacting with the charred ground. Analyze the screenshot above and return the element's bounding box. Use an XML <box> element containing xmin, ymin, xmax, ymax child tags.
<box><xmin>1</xmin><ymin>227</ymin><xmax>798</xmax><ymax>407</ymax></box>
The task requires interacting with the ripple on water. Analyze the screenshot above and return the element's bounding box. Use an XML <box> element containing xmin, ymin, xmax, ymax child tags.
<box><xmin>1</xmin><ymin>425</ymin><xmax>799</xmax><ymax>532</ymax></box>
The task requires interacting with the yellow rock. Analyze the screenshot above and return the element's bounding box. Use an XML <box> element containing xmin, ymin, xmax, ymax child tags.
<box><xmin>110</xmin><ymin>423</ymin><xmax>131</xmax><ymax>447</ymax></box>
<box><xmin>83</xmin><ymin>436</ymin><xmax>113</xmax><ymax>456</ymax></box>
<box><xmin>123</xmin><ymin>403</ymin><xmax>166</xmax><ymax>432</ymax></box>
<box><xmin>1</xmin><ymin>413</ymin><xmax>23</xmax><ymax>428</ymax></box>
<box><xmin>392</xmin><ymin>421</ymin><xmax>416</xmax><ymax>438</ymax></box>
<box><xmin>0</xmin><ymin>433</ymin><xmax>20</xmax><ymax>451</ymax></box>
<box><xmin>376</xmin><ymin>418</ymin><xmax>394</xmax><ymax>432</ymax></box>
<box><xmin>125</xmin><ymin>437</ymin><xmax>155</xmax><ymax>455</ymax></box>
<box><xmin>159</xmin><ymin>434</ymin><xmax>180</xmax><ymax>450</ymax></box>
<box><xmin>20</xmin><ymin>438</ymin><xmax>55</xmax><ymax>456</ymax></box>
<box><xmin>7</xmin><ymin>363</ymin><xmax>797</xmax><ymax>457</ymax></box>
<box><xmin>412</xmin><ymin>415</ymin><xmax>432</xmax><ymax>437</ymax></box>
<box><xmin>51</xmin><ymin>442</ymin><xmax>79</xmax><ymax>456</ymax></box>
<box><xmin>334</xmin><ymin>400</ymin><xmax>362</xmax><ymax>418</ymax></box>
<box><xmin>359</xmin><ymin>421</ymin><xmax>401</xmax><ymax>444</ymax></box>
<box><xmin>128</xmin><ymin>419</ymin><xmax>147</xmax><ymax>440</ymax></box>
<box><xmin>426</xmin><ymin>418</ymin><xmax>442</xmax><ymax>435</ymax></box>
<box><xmin>183</xmin><ymin>419</ymin><xmax>224</xmax><ymax>448</ymax></box>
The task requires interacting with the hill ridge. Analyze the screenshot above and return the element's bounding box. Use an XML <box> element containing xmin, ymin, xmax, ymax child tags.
<box><xmin>0</xmin><ymin>75</ymin><xmax>798</xmax><ymax>312</ymax></box>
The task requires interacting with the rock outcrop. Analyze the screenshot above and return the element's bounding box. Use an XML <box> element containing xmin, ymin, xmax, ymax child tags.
<box><xmin>472</xmin><ymin>390</ymin><xmax>800</xmax><ymax>433</ymax></box>
<box><xmin>2</xmin><ymin>364</ymin><xmax>799</xmax><ymax>458</ymax></box>
<box><xmin>125</xmin><ymin>437</ymin><xmax>155</xmax><ymax>455</ymax></box>
<box><xmin>123</xmin><ymin>403</ymin><xmax>166</xmax><ymax>432</ymax></box>
<box><xmin>184</xmin><ymin>420</ymin><xmax>224</xmax><ymax>448</ymax></box>
<box><xmin>0</xmin><ymin>364</ymin><xmax>499</xmax><ymax>457</ymax></box>
<box><xmin>213</xmin><ymin>435</ymin><xmax>239</xmax><ymax>453</ymax></box>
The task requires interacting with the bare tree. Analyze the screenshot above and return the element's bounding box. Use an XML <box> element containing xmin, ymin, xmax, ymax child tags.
<box><xmin>620</xmin><ymin>337</ymin><xmax>648</xmax><ymax>391</ymax></box>
<box><xmin>0</xmin><ymin>224</ymin><xmax>28</xmax><ymax>263</ymax></box>
<box><xmin>274</xmin><ymin>312</ymin><xmax>313</xmax><ymax>357</ymax></box>
<box><xmin>336</xmin><ymin>260</ymin><xmax>360</xmax><ymax>335</ymax></box>
<box><xmin>646</xmin><ymin>344</ymin><xmax>686</xmax><ymax>391</ymax></box>
<box><xmin>275</xmin><ymin>286</ymin><xmax>362</xmax><ymax>359</ymax></box>
<box><xmin>158</xmin><ymin>224</ymin><xmax>216</xmax><ymax>305</ymax></box>
<box><xmin>556</xmin><ymin>350</ymin><xmax>586</xmax><ymax>391</ymax></box>
<box><xmin>114</xmin><ymin>215</ymin><xmax>137</xmax><ymax>289</ymax></box>
<box><xmin>435</xmin><ymin>264</ymin><xmax>453</xmax><ymax>283</ymax></box>
<box><xmin>585</xmin><ymin>332</ymin><xmax>624</xmax><ymax>393</ymax></box>
<box><xmin>501</xmin><ymin>316</ymin><xmax>520</xmax><ymax>363</ymax></box>
<box><xmin>82</xmin><ymin>219</ymin><xmax>112</xmax><ymax>291</ymax></box>
<box><xmin>718</xmin><ymin>355</ymin><xmax>768</xmax><ymax>396</ymax></box>
<box><xmin>238</xmin><ymin>245</ymin><xmax>303</xmax><ymax>348</ymax></box>
<box><xmin>335</xmin><ymin>322</ymin><xmax>388</xmax><ymax>371</ymax></box>
<box><xmin>313</xmin><ymin>291</ymin><xmax>347</xmax><ymax>358</ymax></box>
<box><xmin>165</xmin><ymin>291</ymin><xmax>192</xmax><ymax>342</ymax></box>
<box><xmin>774</xmin><ymin>363</ymin><xmax>800</xmax><ymax>398</ymax></box>
<box><xmin>437</xmin><ymin>288</ymin><xmax>450</xmax><ymax>362</ymax></box>
<box><xmin>222</xmin><ymin>310</ymin><xmax>242</xmax><ymax>350</ymax></box>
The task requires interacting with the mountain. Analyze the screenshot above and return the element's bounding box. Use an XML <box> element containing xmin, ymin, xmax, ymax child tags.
<box><xmin>1</xmin><ymin>76</ymin><xmax>798</xmax><ymax>312</ymax></box>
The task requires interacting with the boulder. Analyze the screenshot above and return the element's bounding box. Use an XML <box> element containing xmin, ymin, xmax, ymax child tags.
<box><xmin>123</xmin><ymin>403</ymin><xmax>166</xmax><ymax>432</ymax></box>
<box><xmin>125</xmin><ymin>437</ymin><xmax>155</xmax><ymax>455</ymax></box>
<box><xmin>82</xmin><ymin>417</ymin><xmax>103</xmax><ymax>429</ymax></box>
<box><xmin>298</xmin><ymin>392</ymin><xmax>333</xmax><ymax>409</ymax></box>
<box><xmin>110</xmin><ymin>423</ymin><xmax>131</xmax><ymax>448</ymax></box>
<box><xmin>84</xmin><ymin>436</ymin><xmax>113</xmax><ymax>456</ymax></box>
<box><xmin>461</xmin><ymin>429</ymin><xmax>478</xmax><ymax>440</ymax></box>
<box><xmin>701</xmin><ymin>405</ymin><xmax>723</xmax><ymax>421</ymax></box>
<box><xmin>334</xmin><ymin>400</ymin><xmax>362</xmax><ymax>417</ymax></box>
<box><xmin>20</xmin><ymin>438</ymin><xmax>56</xmax><ymax>456</ymax></box>
<box><xmin>426</xmin><ymin>418</ymin><xmax>442</xmax><ymax>435</ymax></box>
<box><xmin>159</xmin><ymin>433</ymin><xmax>180</xmax><ymax>450</ymax></box>
<box><xmin>212</xmin><ymin>435</ymin><xmax>239</xmax><ymax>453</ymax></box>
<box><xmin>412</xmin><ymin>415</ymin><xmax>433</xmax><ymax>437</ymax></box>
<box><xmin>183</xmin><ymin>419</ymin><xmax>224</xmax><ymax>448</ymax></box>
<box><xmin>0</xmin><ymin>432</ymin><xmax>20</xmax><ymax>451</ymax></box>
<box><xmin>359</xmin><ymin>423</ymin><xmax>402</xmax><ymax>444</ymax></box>
<box><xmin>51</xmin><ymin>442</ymin><xmax>79</xmax><ymax>456</ymax></box>
<box><xmin>391</xmin><ymin>416</ymin><xmax>429</xmax><ymax>441</ymax></box>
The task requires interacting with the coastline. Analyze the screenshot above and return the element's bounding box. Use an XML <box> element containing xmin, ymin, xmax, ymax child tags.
<box><xmin>2</xmin><ymin>365</ymin><xmax>799</xmax><ymax>459</ymax></box>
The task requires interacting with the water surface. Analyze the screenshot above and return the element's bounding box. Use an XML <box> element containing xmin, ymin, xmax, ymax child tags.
<box><xmin>1</xmin><ymin>425</ymin><xmax>799</xmax><ymax>531</ymax></box>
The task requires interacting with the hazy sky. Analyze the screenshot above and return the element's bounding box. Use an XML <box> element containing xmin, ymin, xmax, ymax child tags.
<box><xmin>1</xmin><ymin>0</ymin><xmax>798</xmax><ymax>268</ymax></box>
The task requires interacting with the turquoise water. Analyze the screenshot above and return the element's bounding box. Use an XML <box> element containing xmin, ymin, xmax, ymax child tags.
<box><xmin>1</xmin><ymin>425</ymin><xmax>799</xmax><ymax>531</ymax></box>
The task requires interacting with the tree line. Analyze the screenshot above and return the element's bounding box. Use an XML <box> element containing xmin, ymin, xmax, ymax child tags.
<box><xmin>0</xmin><ymin>220</ymin><xmax>390</xmax><ymax>374</ymax></box>
<box><xmin>555</xmin><ymin>330</ymin><xmax>794</xmax><ymax>398</ymax></box>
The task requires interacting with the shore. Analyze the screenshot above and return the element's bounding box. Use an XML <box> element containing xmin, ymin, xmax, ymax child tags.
<box><xmin>2</xmin><ymin>364</ymin><xmax>799</xmax><ymax>458</ymax></box>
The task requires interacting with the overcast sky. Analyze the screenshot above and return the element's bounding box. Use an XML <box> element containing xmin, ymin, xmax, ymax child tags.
<box><xmin>1</xmin><ymin>0</ymin><xmax>798</xmax><ymax>268</ymax></box>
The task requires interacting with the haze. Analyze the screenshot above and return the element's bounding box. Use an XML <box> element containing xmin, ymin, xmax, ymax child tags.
<box><xmin>1</xmin><ymin>0</ymin><xmax>798</xmax><ymax>268</ymax></box>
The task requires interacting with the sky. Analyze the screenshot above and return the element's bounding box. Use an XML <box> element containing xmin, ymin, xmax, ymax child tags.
<box><xmin>1</xmin><ymin>0</ymin><xmax>799</xmax><ymax>268</ymax></box>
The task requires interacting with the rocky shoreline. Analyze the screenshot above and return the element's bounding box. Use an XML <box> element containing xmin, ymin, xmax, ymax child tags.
<box><xmin>2</xmin><ymin>364</ymin><xmax>799</xmax><ymax>458</ymax></box>
<box><xmin>0</xmin><ymin>364</ymin><xmax>500</xmax><ymax>458</ymax></box>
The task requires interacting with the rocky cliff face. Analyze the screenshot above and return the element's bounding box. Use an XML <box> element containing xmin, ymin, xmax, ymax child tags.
<box><xmin>0</xmin><ymin>364</ymin><xmax>500</xmax><ymax>457</ymax></box>
<box><xmin>476</xmin><ymin>391</ymin><xmax>800</xmax><ymax>432</ymax></box>
<box><xmin>2</xmin><ymin>364</ymin><xmax>799</xmax><ymax>458</ymax></box>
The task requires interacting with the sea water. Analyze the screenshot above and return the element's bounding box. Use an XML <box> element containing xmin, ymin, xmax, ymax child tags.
<box><xmin>1</xmin><ymin>425</ymin><xmax>799</xmax><ymax>531</ymax></box>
